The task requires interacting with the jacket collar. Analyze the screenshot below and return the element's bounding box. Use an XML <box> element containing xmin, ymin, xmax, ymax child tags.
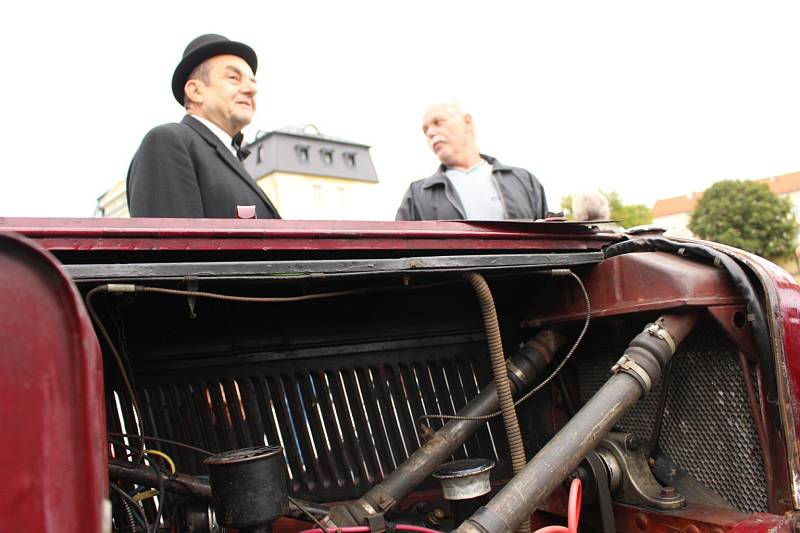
<box><xmin>181</xmin><ymin>115</ymin><xmax>273</xmax><ymax>205</ymax></box>
<box><xmin>421</xmin><ymin>153</ymin><xmax>509</xmax><ymax>189</ymax></box>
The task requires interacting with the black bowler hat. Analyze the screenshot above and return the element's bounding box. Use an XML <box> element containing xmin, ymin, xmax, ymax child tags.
<box><xmin>171</xmin><ymin>33</ymin><xmax>258</xmax><ymax>105</ymax></box>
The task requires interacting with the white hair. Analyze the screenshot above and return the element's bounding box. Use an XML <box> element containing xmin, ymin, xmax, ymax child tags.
<box><xmin>572</xmin><ymin>191</ymin><xmax>610</xmax><ymax>221</ymax></box>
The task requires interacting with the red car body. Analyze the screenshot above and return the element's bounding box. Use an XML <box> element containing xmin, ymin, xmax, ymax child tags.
<box><xmin>0</xmin><ymin>217</ymin><xmax>797</xmax><ymax>532</ymax></box>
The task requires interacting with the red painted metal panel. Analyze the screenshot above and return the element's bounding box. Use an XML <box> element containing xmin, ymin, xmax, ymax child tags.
<box><xmin>0</xmin><ymin>218</ymin><xmax>619</xmax><ymax>252</ymax></box>
<box><xmin>520</xmin><ymin>252</ymin><xmax>745</xmax><ymax>326</ymax></box>
<box><xmin>0</xmin><ymin>231</ymin><xmax>106</xmax><ymax>532</ymax></box>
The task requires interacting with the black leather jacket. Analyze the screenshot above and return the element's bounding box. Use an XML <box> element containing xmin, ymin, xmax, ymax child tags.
<box><xmin>395</xmin><ymin>154</ymin><xmax>547</xmax><ymax>221</ymax></box>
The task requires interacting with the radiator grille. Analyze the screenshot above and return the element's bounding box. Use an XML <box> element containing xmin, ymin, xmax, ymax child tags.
<box><xmin>108</xmin><ymin>335</ymin><xmax>510</xmax><ymax>502</ymax></box>
<box><xmin>579</xmin><ymin>320</ymin><xmax>768</xmax><ymax>514</ymax></box>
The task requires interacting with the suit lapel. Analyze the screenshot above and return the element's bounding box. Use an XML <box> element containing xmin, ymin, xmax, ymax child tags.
<box><xmin>181</xmin><ymin>115</ymin><xmax>278</xmax><ymax>212</ymax></box>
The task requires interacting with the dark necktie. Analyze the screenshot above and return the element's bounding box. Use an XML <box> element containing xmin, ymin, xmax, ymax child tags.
<box><xmin>232</xmin><ymin>132</ymin><xmax>251</xmax><ymax>162</ymax></box>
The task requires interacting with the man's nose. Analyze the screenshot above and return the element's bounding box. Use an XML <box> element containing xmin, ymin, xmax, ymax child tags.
<box><xmin>242</xmin><ymin>80</ymin><xmax>258</xmax><ymax>96</ymax></box>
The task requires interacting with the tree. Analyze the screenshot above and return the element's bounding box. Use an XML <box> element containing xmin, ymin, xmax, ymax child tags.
<box><xmin>559</xmin><ymin>191</ymin><xmax>652</xmax><ymax>228</ymax></box>
<box><xmin>688</xmin><ymin>180</ymin><xmax>798</xmax><ymax>259</ymax></box>
<box><xmin>604</xmin><ymin>191</ymin><xmax>652</xmax><ymax>228</ymax></box>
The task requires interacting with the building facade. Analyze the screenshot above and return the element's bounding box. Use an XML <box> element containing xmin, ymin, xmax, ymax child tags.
<box><xmin>243</xmin><ymin>125</ymin><xmax>378</xmax><ymax>220</ymax></box>
<box><xmin>95</xmin><ymin>125</ymin><xmax>379</xmax><ymax>220</ymax></box>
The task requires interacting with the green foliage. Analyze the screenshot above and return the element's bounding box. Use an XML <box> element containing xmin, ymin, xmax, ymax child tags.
<box><xmin>560</xmin><ymin>195</ymin><xmax>573</xmax><ymax>217</ymax></box>
<box><xmin>688</xmin><ymin>180</ymin><xmax>798</xmax><ymax>259</ymax></box>
<box><xmin>559</xmin><ymin>191</ymin><xmax>652</xmax><ymax>228</ymax></box>
<box><xmin>604</xmin><ymin>191</ymin><xmax>652</xmax><ymax>228</ymax></box>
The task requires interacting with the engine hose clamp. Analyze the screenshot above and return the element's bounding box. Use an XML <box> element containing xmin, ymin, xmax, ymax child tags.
<box><xmin>644</xmin><ymin>323</ymin><xmax>676</xmax><ymax>355</ymax></box>
<box><xmin>611</xmin><ymin>355</ymin><xmax>653</xmax><ymax>393</ymax></box>
<box><xmin>506</xmin><ymin>360</ymin><xmax>526</xmax><ymax>384</ymax></box>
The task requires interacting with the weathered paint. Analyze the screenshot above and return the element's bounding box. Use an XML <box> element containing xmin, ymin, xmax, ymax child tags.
<box><xmin>0</xmin><ymin>231</ymin><xmax>106</xmax><ymax>532</ymax></box>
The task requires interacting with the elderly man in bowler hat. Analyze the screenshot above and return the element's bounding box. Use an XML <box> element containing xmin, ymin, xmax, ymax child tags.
<box><xmin>396</xmin><ymin>101</ymin><xmax>547</xmax><ymax>221</ymax></box>
<box><xmin>127</xmin><ymin>34</ymin><xmax>280</xmax><ymax>218</ymax></box>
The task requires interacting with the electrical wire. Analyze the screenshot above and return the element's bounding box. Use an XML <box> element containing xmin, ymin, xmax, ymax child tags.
<box><xmin>144</xmin><ymin>449</ymin><xmax>176</xmax><ymax>475</ymax></box>
<box><xmin>288</xmin><ymin>496</ymin><xmax>329</xmax><ymax>532</ymax></box>
<box><xmin>150</xmin><ymin>461</ymin><xmax>166</xmax><ymax>533</ymax></box>
<box><xmin>532</xmin><ymin>477</ymin><xmax>582</xmax><ymax>533</ymax></box>
<box><xmin>86</xmin><ymin>285</ymin><xmax>147</xmax><ymax>458</ymax></box>
<box><xmin>112</xmin><ymin>278</ymin><xmax>465</xmax><ymax>305</ymax></box>
<box><xmin>110</xmin><ymin>483</ymin><xmax>149</xmax><ymax>531</ymax></box>
<box><xmin>417</xmin><ymin>270</ymin><xmax>591</xmax><ymax>425</ymax></box>
<box><xmin>298</xmin><ymin>525</ymin><xmax>444</xmax><ymax>533</ymax></box>
<box><xmin>108</xmin><ymin>432</ymin><xmax>213</xmax><ymax>456</ymax></box>
<box><xmin>107</xmin><ymin>438</ymin><xmax>172</xmax><ymax>475</ymax></box>
<box><xmin>118</xmin><ymin>493</ymin><xmax>139</xmax><ymax>532</ymax></box>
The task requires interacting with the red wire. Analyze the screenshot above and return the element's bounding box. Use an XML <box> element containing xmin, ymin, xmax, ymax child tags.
<box><xmin>532</xmin><ymin>478</ymin><xmax>582</xmax><ymax>533</ymax></box>
<box><xmin>298</xmin><ymin>525</ymin><xmax>443</xmax><ymax>533</ymax></box>
<box><xmin>297</xmin><ymin>480</ymin><xmax>582</xmax><ymax>533</ymax></box>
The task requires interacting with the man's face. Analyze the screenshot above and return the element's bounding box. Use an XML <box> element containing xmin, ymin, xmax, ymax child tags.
<box><xmin>422</xmin><ymin>104</ymin><xmax>474</xmax><ymax>168</ymax></box>
<box><xmin>189</xmin><ymin>54</ymin><xmax>258</xmax><ymax>136</ymax></box>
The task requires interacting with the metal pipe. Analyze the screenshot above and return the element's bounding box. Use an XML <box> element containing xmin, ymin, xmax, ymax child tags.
<box><xmin>456</xmin><ymin>312</ymin><xmax>699</xmax><ymax>533</ymax></box>
<box><xmin>328</xmin><ymin>329</ymin><xmax>565</xmax><ymax>526</ymax></box>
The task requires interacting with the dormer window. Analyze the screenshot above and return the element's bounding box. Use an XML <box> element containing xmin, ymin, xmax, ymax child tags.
<box><xmin>295</xmin><ymin>144</ymin><xmax>310</xmax><ymax>163</ymax></box>
<box><xmin>320</xmin><ymin>148</ymin><xmax>334</xmax><ymax>166</ymax></box>
<box><xmin>343</xmin><ymin>152</ymin><xmax>357</xmax><ymax>168</ymax></box>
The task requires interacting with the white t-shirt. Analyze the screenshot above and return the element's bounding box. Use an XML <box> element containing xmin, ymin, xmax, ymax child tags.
<box><xmin>445</xmin><ymin>159</ymin><xmax>505</xmax><ymax>220</ymax></box>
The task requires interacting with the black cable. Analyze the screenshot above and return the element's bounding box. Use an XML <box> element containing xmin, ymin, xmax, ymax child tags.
<box><xmin>288</xmin><ymin>496</ymin><xmax>328</xmax><ymax>532</ymax></box>
<box><xmin>108</xmin><ymin>436</ymin><xmax>171</xmax><ymax>531</ymax></box>
<box><xmin>647</xmin><ymin>359</ymin><xmax>674</xmax><ymax>457</ymax></box>
<box><xmin>556</xmin><ymin>372</ymin><xmax>577</xmax><ymax>417</ymax></box>
<box><xmin>107</xmin><ymin>438</ymin><xmax>172</xmax><ymax>478</ymax></box>
<box><xmin>117</xmin><ymin>496</ymin><xmax>137</xmax><ymax>533</ymax></box>
<box><xmin>86</xmin><ymin>286</ymin><xmax>147</xmax><ymax>458</ymax></box>
<box><xmin>150</xmin><ymin>461</ymin><xmax>166</xmax><ymax>533</ymax></box>
<box><xmin>108</xmin><ymin>432</ymin><xmax>213</xmax><ymax>456</ymax></box>
<box><xmin>110</xmin><ymin>483</ymin><xmax>149</xmax><ymax>531</ymax></box>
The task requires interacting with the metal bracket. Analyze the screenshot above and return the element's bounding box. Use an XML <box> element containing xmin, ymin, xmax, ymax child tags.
<box><xmin>597</xmin><ymin>432</ymin><xmax>685</xmax><ymax>511</ymax></box>
<box><xmin>645</xmin><ymin>323</ymin><xmax>676</xmax><ymax>354</ymax></box>
<box><xmin>611</xmin><ymin>355</ymin><xmax>653</xmax><ymax>392</ymax></box>
<box><xmin>366</xmin><ymin>513</ymin><xmax>386</xmax><ymax>533</ymax></box>
<box><xmin>185</xmin><ymin>277</ymin><xmax>198</xmax><ymax>319</ymax></box>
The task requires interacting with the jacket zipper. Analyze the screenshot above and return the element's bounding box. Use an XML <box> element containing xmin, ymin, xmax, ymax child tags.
<box><xmin>491</xmin><ymin>172</ymin><xmax>509</xmax><ymax>219</ymax></box>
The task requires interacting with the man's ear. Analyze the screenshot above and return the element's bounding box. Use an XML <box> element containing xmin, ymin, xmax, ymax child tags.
<box><xmin>184</xmin><ymin>79</ymin><xmax>204</xmax><ymax>106</ymax></box>
<box><xmin>464</xmin><ymin>113</ymin><xmax>474</xmax><ymax>133</ymax></box>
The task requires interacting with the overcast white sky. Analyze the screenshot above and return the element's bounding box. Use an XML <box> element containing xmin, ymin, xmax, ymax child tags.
<box><xmin>1</xmin><ymin>0</ymin><xmax>798</xmax><ymax>220</ymax></box>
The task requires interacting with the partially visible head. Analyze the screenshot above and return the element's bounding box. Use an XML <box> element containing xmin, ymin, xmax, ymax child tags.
<box><xmin>572</xmin><ymin>191</ymin><xmax>610</xmax><ymax>221</ymax></box>
<box><xmin>173</xmin><ymin>34</ymin><xmax>259</xmax><ymax>136</ymax></box>
<box><xmin>422</xmin><ymin>101</ymin><xmax>480</xmax><ymax>169</ymax></box>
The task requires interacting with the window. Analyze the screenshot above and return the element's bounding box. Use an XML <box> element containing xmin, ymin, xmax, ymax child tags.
<box><xmin>320</xmin><ymin>148</ymin><xmax>334</xmax><ymax>166</ymax></box>
<box><xmin>256</xmin><ymin>145</ymin><xmax>263</xmax><ymax>163</ymax></box>
<box><xmin>295</xmin><ymin>144</ymin><xmax>310</xmax><ymax>163</ymax></box>
<box><xmin>343</xmin><ymin>152</ymin><xmax>357</xmax><ymax>168</ymax></box>
<box><xmin>312</xmin><ymin>183</ymin><xmax>323</xmax><ymax>209</ymax></box>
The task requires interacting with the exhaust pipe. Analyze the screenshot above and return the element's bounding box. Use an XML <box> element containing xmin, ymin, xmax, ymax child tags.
<box><xmin>455</xmin><ymin>312</ymin><xmax>699</xmax><ymax>533</ymax></box>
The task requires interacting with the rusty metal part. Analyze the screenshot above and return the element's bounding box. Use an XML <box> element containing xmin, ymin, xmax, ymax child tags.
<box><xmin>520</xmin><ymin>252</ymin><xmax>743</xmax><ymax>327</ymax></box>
<box><xmin>707</xmin><ymin>305</ymin><xmax>759</xmax><ymax>360</ymax></box>
<box><xmin>598</xmin><ymin>432</ymin><xmax>685</xmax><ymax>510</ymax></box>
<box><xmin>455</xmin><ymin>312</ymin><xmax>699</xmax><ymax>533</ymax></box>
<box><xmin>738</xmin><ymin>351</ymin><xmax>775</xmax><ymax>509</ymax></box>
<box><xmin>327</xmin><ymin>329</ymin><xmax>566</xmax><ymax>527</ymax></box>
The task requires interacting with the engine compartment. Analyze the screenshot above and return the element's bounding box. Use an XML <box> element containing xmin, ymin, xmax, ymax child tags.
<box><xmin>72</xmin><ymin>243</ymin><xmax>791</xmax><ymax>532</ymax></box>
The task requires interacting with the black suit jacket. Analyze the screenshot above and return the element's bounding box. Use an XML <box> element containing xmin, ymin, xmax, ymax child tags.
<box><xmin>126</xmin><ymin>115</ymin><xmax>280</xmax><ymax>218</ymax></box>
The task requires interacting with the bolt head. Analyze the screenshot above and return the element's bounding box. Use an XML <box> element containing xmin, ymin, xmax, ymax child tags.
<box><xmin>660</xmin><ymin>486</ymin><xmax>677</xmax><ymax>498</ymax></box>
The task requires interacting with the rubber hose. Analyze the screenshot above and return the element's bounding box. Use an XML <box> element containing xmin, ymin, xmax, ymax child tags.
<box><xmin>464</xmin><ymin>272</ymin><xmax>529</xmax><ymax>533</ymax></box>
